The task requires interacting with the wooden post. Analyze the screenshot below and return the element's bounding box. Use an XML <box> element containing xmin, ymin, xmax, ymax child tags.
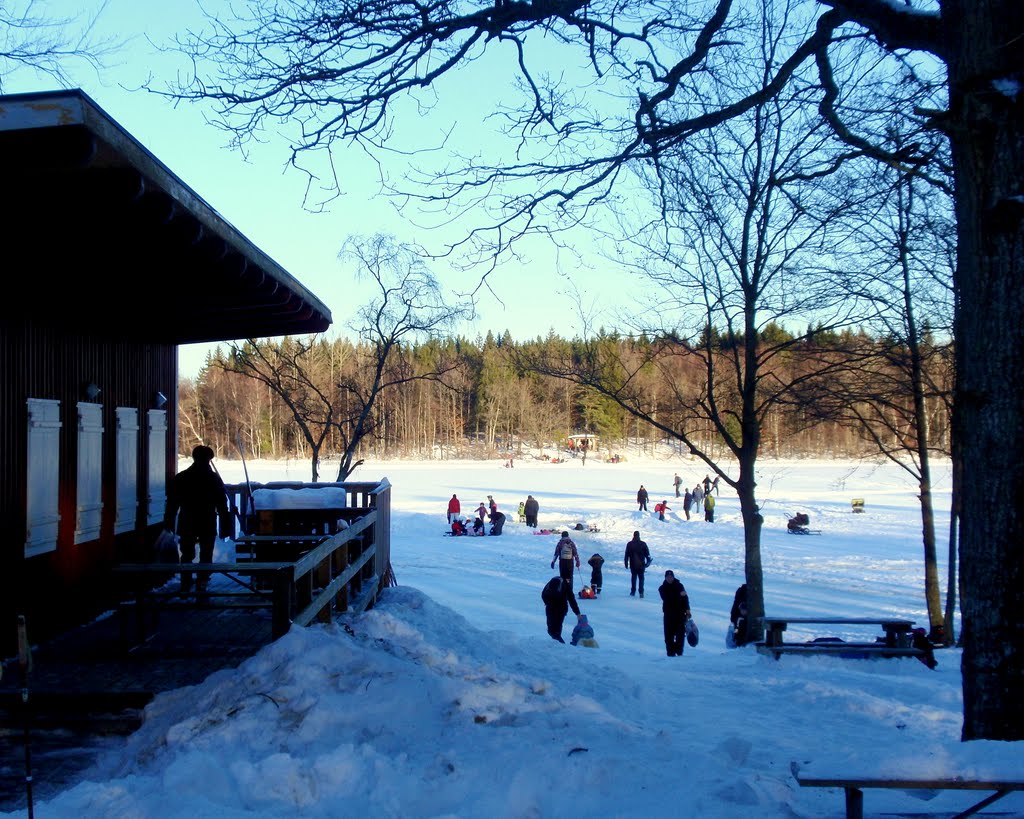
<box><xmin>271</xmin><ymin>569</ymin><xmax>294</xmax><ymax>639</ymax></box>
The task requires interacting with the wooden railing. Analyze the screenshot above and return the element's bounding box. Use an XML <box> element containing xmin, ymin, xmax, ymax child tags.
<box><xmin>116</xmin><ymin>478</ymin><xmax>392</xmax><ymax>644</ymax></box>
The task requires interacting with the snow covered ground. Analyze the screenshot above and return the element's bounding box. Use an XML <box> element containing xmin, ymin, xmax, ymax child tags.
<box><xmin>6</xmin><ymin>454</ymin><xmax>1022</xmax><ymax>819</ymax></box>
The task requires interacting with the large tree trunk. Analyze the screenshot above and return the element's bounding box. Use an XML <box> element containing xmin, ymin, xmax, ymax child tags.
<box><xmin>946</xmin><ymin>0</ymin><xmax>1024</xmax><ymax>741</ymax></box>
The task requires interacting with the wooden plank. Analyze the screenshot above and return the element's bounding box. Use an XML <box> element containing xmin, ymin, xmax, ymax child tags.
<box><xmin>291</xmin><ymin>547</ymin><xmax>376</xmax><ymax>627</ymax></box>
<box><xmin>756</xmin><ymin>643</ymin><xmax>924</xmax><ymax>659</ymax></box>
<box><xmin>797</xmin><ymin>775</ymin><xmax>1024</xmax><ymax>791</ymax></box>
<box><xmin>762</xmin><ymin>617</ymin><xmax>913</xmax><ymax>627</ymax></box>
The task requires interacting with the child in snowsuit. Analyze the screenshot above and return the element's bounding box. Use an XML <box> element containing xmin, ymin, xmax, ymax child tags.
<box><xmin>655</xmin><ymin>500</ymin><xmax>671</xmax><ymax>521</ymax></box>
<box><xmin>518</xmin><ymin>501</ymin><xmax>527</xmax><ymax>523</ymax></box>
<box><xmin>588</xmin><ymin>553</ymin><xmax>605</xmax><ymax>595</ymax></box>
<box><xmin>571</xmin><ymin>614</ymin><xmax>598</xmax><ymax>647</ymax></box>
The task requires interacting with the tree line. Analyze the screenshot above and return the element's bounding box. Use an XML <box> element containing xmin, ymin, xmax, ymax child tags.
<box><xmin>179</xmin><ymin>326</ymin><xmax>952</xmax><ymax>469</ymax></box>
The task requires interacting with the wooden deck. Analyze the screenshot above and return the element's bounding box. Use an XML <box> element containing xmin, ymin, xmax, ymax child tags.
<box><xmin>0</xmin><ymin>574</ymin><xmax>277</xmax><ymax>811</ymax></box>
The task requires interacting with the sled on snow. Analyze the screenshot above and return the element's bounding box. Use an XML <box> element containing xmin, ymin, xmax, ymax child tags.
<box><xmin>787</xmin><ymin>513</ymin><xmax>821</xmax><ymax>535</ymax></box>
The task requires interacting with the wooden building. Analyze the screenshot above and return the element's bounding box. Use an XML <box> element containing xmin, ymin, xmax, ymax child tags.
<box><xmin>0</xmin><ymin>89</ymin><xmax>333</xmax><ymax>654</ymax></box>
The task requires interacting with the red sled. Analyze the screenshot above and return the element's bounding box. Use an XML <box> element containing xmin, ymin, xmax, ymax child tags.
<box><xmin>578</xmin><ymin>586</ymin><xmax>597</xmax><ymax>599</ymax></box>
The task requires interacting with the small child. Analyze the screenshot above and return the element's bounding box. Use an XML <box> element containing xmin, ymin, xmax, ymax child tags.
<box><xmin>588</xmin><ymin>553</ymin><xmax>605</xmax><ymax>595</ymax></box>
<box><xmin>571</xmin><ymin>614</ymin><xmax>599</xmax><ymax>647</ymax></box>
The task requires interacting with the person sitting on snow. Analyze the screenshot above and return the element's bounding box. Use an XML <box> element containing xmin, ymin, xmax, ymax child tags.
<box><xmin>571</xmin><ymin>614</ymin><xmax>598</xmax><ymax>647</ymax></box>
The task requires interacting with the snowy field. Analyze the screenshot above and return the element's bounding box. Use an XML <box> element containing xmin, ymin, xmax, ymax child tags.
<box><xmin>8</xmin><ymin>454</ymin><xmax>1022</xmax><ymax>819</ymax></box>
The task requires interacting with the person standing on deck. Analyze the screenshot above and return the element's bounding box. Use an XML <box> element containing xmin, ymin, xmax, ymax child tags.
<box><xmin>164</xmin><ymin>445</ymin><xmax>231</xmax><ymax>597</ymax></box>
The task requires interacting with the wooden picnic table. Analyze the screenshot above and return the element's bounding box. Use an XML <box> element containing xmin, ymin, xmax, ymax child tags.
<box><xmin>757</xmin><ymin>615</ymin><xmax>923</xmax><ymax>660</ymax></box>
<box><xmin>796</xmin><ymin>765</ymin><xmax>1024</xmax><ymax>818</ymax></box>
<box><xmin>762</xmin><ymin>616</ymin><xmax>915</xmax><ymax>647</ymax></box>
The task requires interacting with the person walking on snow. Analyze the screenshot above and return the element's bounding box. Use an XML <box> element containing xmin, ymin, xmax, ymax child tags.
<box><xmin>541</xmin><ymin>575</ymin><xmax>581</xmax><ymax>643</ymax></box>
<box><xmin>692</xmin><ymin>484</ymin><xmax>704</xmax><ymax>510</ymax></box>
<box><xmin>637</xmin><ymin>484</ymin><xmax>649</xmax><ymax>512</ymax></box>
<box><xmin>624</xmin><ymin>531</ymin><xmax>652</xmax><ymax>597</ymax></box>
<box><xmin>587</xmin><ymin>553</ymin><xmax>605</xmax><ymax>595</ymax></box>
<box><xmin>552</xmin><ymin>531</ymin><xmax>581</xmax><ymax>587</ymax></box>
<box><xmin>704</xmin><ymin>492</ymin><xmax>716</xmax><ymax>522</ymax></box>
<box><xmin>447</xmin><ymin>493</ymin><xmax>461</xmax><ymax>524</ymax></box>
<box><xmin>654</xmin><ymin>500</ymin><xmax>671</xmax><ymax>521</ymax></box>
<box><xmin>673</xmin><ymin>473</ymin><xmax>682</xmax><ymax>498</ymax></box>
<box><xmin>659</xmin><ymin>570</ymin><xmax>692</xmax><ymax>656</ymax></box>
<box><xmin>683</xmin><ymin>488</ymin><xmax>693</xmax><ymax>520</ymax></box>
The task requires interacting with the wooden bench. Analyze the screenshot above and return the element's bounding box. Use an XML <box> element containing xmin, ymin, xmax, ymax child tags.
<box><xmin>757</xmin><ymin>616</ymin><xmax>923</xmax><ymax>660</ymax></box>
<box><xmin>851</xmin><ymin>498</ymin><xmax>865</xmax><ymax>512</ymax></box>
<box><xmin>796</xmin><ymin>769</ymin><xmax>1024</xmax><ymax>818</ymax></box>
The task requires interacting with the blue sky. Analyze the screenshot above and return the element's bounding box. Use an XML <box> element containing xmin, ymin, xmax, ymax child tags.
<box><xmin>4</xmin><ymin>0</ymin><xmax>622</xmax><ymax>377</ymax></box>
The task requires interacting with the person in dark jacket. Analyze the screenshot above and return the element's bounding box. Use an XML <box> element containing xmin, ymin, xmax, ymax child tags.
<box><xmin>164</xmin><ymin>445</ymin><xmax>231</xmax><ymax>595</ymax></box>
<box><xmin>624</xmin><ymin>531</ymin><xmax>652</xmax><ymax>597</ymax></box>
<box><xmin>524</xmin><ymin>494</ymin><xmax>540</xmax><ymax>528</ymax></box>
<box><xmin>659</xmin><ymin>570</ymin><xmax>692</xmax><ymax>656</ymax></box>
<box><xmin>636</xmin><ymin>485</ymin><xmax>649</xmax><ymax>512</ymax></box>
<box><xmin>489</xmin><ymin>510</ymin><xmax>506</xmax><ymax>535</ymax></box>
<box><xmin>729</xmin><ymin>583</ymin><xmax>749</xmax><ymax>647</ymax></box>
<box><xmin>541</xmin><ymin>576</ymin><xmax>581</xmax><ymax>642</ymax></box>
<box><xmin>551</xmin><ymin>531</ymin><xmax>581</xmax><ymax>586</ymax></box>
<box><xmin>683</xmin><ymin>488</ymin><xmax>693</xmax><ymax>520</ymax></box>
<box><xmin>587</xmin><ymin>553</ymin><xmax>605</xmax><ymax>595</ymax></box>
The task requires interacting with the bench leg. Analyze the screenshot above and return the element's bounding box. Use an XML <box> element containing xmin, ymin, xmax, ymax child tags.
<box><xmin>954</xmin><ymin>789</ymin><xmax>1009</xmax><ymax>819</ymax></box>
<box><xmin>844</xmin><ymin>786</ymin><xmax>863</xmax><ymax>819</ymax></box>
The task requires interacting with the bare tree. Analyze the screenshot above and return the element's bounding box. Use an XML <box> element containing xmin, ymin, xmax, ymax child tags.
<box><xmin>0</xmin><ymin>0</ymin><xmax>117</xmax><ymax>90</ymax></box>
<box><xmin>171</xmin><ymin>0</ymin><xmax>1024</xmax><ymax>741</ymax></box>
<box><xmin>222</xmin><ymin>236</ymin><xmax>469</xmax><ymax>480</ymax></box>
<box><xmin>333</xmin><ymin>234</ymin><xmax>471</xmax><ymax>478</ymax></box>
<box><xmin>803</xmin><ymin>161</ymin><xmax>956</xmax><ymax>642</ymax></box>
<box><xmin>522</xmin><ymin>65</ymin><xmax>878</xmax><ymax>644</ymax></box>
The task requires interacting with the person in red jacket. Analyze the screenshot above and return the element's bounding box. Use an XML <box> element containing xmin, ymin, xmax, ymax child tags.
<box><xmin>447</xmin><ymin>493</ymin><xmax>461</xmax><ymax>524</ymax></box>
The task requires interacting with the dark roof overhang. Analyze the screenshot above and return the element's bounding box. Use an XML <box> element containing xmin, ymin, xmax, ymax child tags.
<box><xmin>0</xmin><ymin>89</ymin><xmax>332</xmax><ymax>344</ymax></box>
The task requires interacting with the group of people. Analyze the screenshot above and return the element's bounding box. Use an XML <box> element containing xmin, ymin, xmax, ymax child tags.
<box><xmin>516</xmin><ymin>495</ymin><xmax>540</xmax><ymax>527</ymax></box>
<box><xmin>446</xmin><ymin>493</ymin><xmax>507</xmax><ymax>536</ymax></box>
<box><xmin>641</xmin><ymin>473</ymin><xmax>719</xmax><ymax>522</ymax></box>
<box><xmin>540</xmin><ymin>528</ymin><xmax>704</xmax><ymax>657</ymax></box>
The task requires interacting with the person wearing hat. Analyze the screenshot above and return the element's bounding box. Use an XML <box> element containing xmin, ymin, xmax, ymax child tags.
<box><xmin>551</xmin><ymin>530</ymin><xmax>581</xmax><ymax>587</ymax></box>
<box><xmin>164</xmin><ymin>444</ymin><xmax>231</xmax><ymax>596</ymax></box>
<box><xmin>659</xmin><ymin>570</ymin><xmax>692</xmax><ymax>656</ymax></box>
<box><xmin>571</xmin><ymin>614</ymin><xmax>598</xmax><ymax>647</ymax></box>
<box><xmin>541</xmin><ymin>574</ymin><xmax>581</xmax><ymax>643</ymax></box>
